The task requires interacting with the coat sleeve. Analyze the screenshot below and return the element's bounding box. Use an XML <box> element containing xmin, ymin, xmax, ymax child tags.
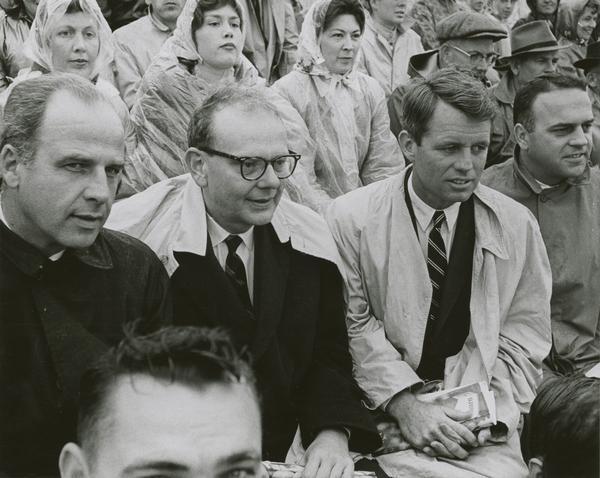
<box><xmin>280</xmin><ymin>0</ymin><xmax>299</xmax><ymax>77</ymax></box>
<box><xmin>296</xmin><ymin>259</ymin><xmax>381</xmax><ymax>454</ymax></box>
<box><xmin>360</xmin><ymin>84</ymin><xmax>405</xmax><ymax>185</ymax></box>
<box><xmin>326</xmin><ymin>199</ymin><xmax>423</xmax><ymax>410</ymax></box>
<box><xmin>113</xmin><ymin>36</ymin><xmax>143</xmax><ymax>110</ymax></box>
<box><xmin>487</xmin><ymin>214</ymin><xmax>552</xmax><ymax>439</ymax></box>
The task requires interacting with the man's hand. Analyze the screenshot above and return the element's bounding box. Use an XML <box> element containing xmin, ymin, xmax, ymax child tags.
<box><xmin>387</xmin><ymin>390</ymin><xmax>478</xmax><ymax>460</ymax></box>
<box><xmin>298</xmin><ymin>429</ymin><xmax>353</xmax><ymax>478</ymax></box>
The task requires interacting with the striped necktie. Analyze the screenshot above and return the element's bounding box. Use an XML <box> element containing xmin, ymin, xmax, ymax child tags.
<box><xmin>225</xmin><ymin>235</ymin><xmax>252</xmax><ymax>312</ymax></box>
<box><xmin>427</xmin><ymin>210</ymin><xmax>447</xmax><ymax>321</ymax></box>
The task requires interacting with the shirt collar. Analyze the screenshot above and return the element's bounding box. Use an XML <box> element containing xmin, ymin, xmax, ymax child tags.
<box><xmin>148</xmin><ymin>7</ymin><xmax>173</xmax><ymax>33</ymax></box>
<box><xmin>408</xmin><ymin>173</ymin><xmax>460</xmax><ymax>232</ymax></box>
<box><xmin>206</xmin><ymin>213</ymin><xmax>254</xmax><ymax>250</ymax></box>
<box><xmin>512</xmin><ymin>151</ymin><xmax>591</xmax><ymax>192</ymax></box>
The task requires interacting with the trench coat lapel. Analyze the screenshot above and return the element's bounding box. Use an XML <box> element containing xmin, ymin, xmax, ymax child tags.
<box><xmin>383</xmin><ymin>174</ymin><xmax>431</xmax><ymax>369</ymax></box>
<box><xmin>271</xmin><ymin>0</ymin><xmax>286</xmax><ymax>45</ymax></box>
<box><xmin>251</xmin><ymin>224</ymin><xmax>289</xmax><ymax>360</ymax></box>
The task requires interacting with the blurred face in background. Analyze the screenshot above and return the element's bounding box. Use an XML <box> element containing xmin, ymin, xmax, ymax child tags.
<box><xmin>48</xmin><ymin>12</ymin><xmax>100</xmax><ymax>79</ymax></box>
<box><xmin>319</xmin><ymin>13</ymin><xmax>362</xmax><ymax>75</ymax></box>
<box><xmin>577</xmin><ymin>6</ymin><xmax>598</xmax><ymax>42</ymax></box>
<box><xmin>511</xmin><ymin>51</ymin><xmax>559</xmax><ymax>85</ymax></box>
<box><xmin>494</xmin><ymin>0</ymin><xmax>518</xmax><ymax>19</ymax></box>
<box><xmin>440</xmin><ymin>38</ymin><xmax>496</xmax><ymax>80</ymax></box>
<box><xmin>370</xmin><ymin>0</ymin><xmax>408</xmax><ymax>28</ymax></box>
<box><xmin>147</xmin><ymin>0</ymin><xmax>184</xmax><ymax>28</ymax></box>
<box><xmin>535</xmin><ymin>0</ymin><xmax>558</xmax><ymax>16</ymax></box>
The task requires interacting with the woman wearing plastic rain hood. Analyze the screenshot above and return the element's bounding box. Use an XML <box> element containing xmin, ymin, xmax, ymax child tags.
<box><xmin>0</xmin><ymin>0</ymin><xmax>137</xmax><ymax>190</ymax></box>
<box><xmin>127</xmin><ymin>0</ymin><xmax>260</xmax><ymax>192</ymax></box>
<box><xmin>271</xmin><ymin>0</ymin><xmax>404</xmax><ymax>214</ymax></box>
<box><xmin>555</xmin><ymin>0</ymin><xmax>599</xmax><ymax>78</ymax></box>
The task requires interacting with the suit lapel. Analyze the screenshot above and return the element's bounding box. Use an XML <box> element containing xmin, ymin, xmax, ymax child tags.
<box><xmin>437</xmin><ymin>197</ymin><xmax>475</xmax><ymax>331</ymax></box>
<box><xmin>271</xmin><ymin>0</ymin><xmax>286</xmax><ymax>45</ymax></box>
<box><xmin>252</xmin><ymin>224</ymin><xmax>290</xmax><ymax>359</ymax></box>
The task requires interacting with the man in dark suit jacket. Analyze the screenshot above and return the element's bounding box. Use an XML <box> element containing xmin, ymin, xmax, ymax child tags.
<box><xmin>0</xmin><ymin>73</ymin><xmax>170</xmax><ymax>477</ymax></box>
<box><xmin>107</xmin><ymin>84</ymin><xmax>380</xmax><ymax>476</ymax></box>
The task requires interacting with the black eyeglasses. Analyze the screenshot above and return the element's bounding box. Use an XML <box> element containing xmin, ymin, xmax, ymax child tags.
<box><xmin>448</xmin><ymin>43</ymin><xmax>499</xmax><ymax>65</ymax></box>
<box><xmin>199</xmin><ymin>147</ymin><xmax>301</xmax><ymax>181</ymax></box>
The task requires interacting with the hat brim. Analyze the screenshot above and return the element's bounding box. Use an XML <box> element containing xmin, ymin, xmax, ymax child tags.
<box><xmin>573</xmin><ymin>57</ymin><xmax>600</xmax><ymax>69</ymax></box>
<box><xmin>500</xmin><ymin>43</ymin><xmax>570</xmax><ymax>61</ymax></box>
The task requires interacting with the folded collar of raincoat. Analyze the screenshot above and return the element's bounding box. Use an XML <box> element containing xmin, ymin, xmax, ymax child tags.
<box><xmin>512</xmin><ymin>147</ymin><xmax>592</xmax><ymax>192</ymax></box>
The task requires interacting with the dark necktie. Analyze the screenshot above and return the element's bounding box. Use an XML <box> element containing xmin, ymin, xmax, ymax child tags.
<box><xmin>225</xmin><ymin>235</ymin><xmax>253</xmax><ymax>312</ymax></box>
<box><xmin>427</xmin><ymin>210</ymin><xmax>447</xmax><ymax>322</ymax></box>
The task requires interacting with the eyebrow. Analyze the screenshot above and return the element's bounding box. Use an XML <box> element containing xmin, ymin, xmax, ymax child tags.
<box><xmin>548</xmin><ymin>119</ymin><xmax>594</xmax><ymax>128</ymax></box>
<box><xmin>216</xmin><ymin>450</ymin><xmax>261</xmax><ymax>467</ymax></box>
<box><xmin>205</xmin><ymin>13</ymin><xmax>240</xmax><ymax>20</ymax></box>
<box><xmin>122</xmin><ymin>460</ymin><xmax>188</xmax><ymax>475</ymax></box>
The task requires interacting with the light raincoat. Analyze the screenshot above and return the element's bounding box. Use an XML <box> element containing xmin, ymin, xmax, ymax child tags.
<box><xmin>4</xmin><ymin>0</ymin><xmax>137</xmax><ymax>196</ymax></box>
<box><xmin>0</xmin><ymin>7</ymin><xmax>33</xmax><ymax>92</ymax></box>
<box><xmin>127</xmin><ymin>0</ymin><xmax>260</xmax><ymax>192</ymax></box>
<box><xmin>272</xmin><ymin>0</ymin><xmax>404</xmax><ymax>214</ymax></box>
<box><xmin>326</xmin><ymin>170</ymin><xmax>552</xmax><ymax>477</ymax></box>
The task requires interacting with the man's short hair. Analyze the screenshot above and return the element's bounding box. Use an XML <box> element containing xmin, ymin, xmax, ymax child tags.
<box><xmin>77</xmin><ymin>325</ymin><xmax>257</xmax><ymax>461</ymax></box>
<box><xmin>0</xmin><ymin>73</ymin><xmax>108</xmax><ymax>162</ymax></box>
<box><xmin>528</xmin><ymin>375</ymin><xmax>599</xmax><ymax>478</ymax></box>
<box><xmin>513</xmin><ymin>73</ymin><xmax>586</xmax><ymax>131</ymax></box>
<box><xmin>401</xmin><ymin>67</ymin><xmax>497</xmax><ymax>144</ymax></box>
<box><xmin>187</xmin><ymin>84</ymin><xmax>281</xmax><ymax>150</ymax></box>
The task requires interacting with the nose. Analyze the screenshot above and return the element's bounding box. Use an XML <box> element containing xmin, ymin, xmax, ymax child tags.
<box><xmin>222</xmin><ymin>22</ymin><xmax>234</xmax><ymax>38</ymax></box>
<box><xmin>342</xmin><ymin>34</ymin><xmax>354</xmax><ymax>50</ymax></box>
<box><xmin>571</xmin><ymin>125</ymin><xmax>591</xmax><ymax>147</ymax></box>
<box><xmin>257</xmin><ymin>162</ymin><xmax>281</xmax><ymax>189</ymax></box>
<box><xmin>454</xmin><ymin>149</ymin><xmax>475</xmax><ymax>172</ymax></box>
<box><xmin>546</xmin><ymin>60</ymin><xmax>557</xmax><ymax>72</ymax></box>
<box><xmin>83</xmin><ymin>168</ymin><xmax>111</xmax><ymax>204</ymax></box>
<box><xmin>72</xmin><ymin>31</ymin><xmax>85</xmax><ymax>51</ymax></box>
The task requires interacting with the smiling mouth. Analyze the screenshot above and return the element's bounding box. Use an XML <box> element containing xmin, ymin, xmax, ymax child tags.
<box><xmin>564</xmin><ymin>152</ymin><xmax>586</xmax><ymax>160</ymax></box>
<box><xmin>449</xmin><ymin>179</ymin><xmax>471</xmax><ymax>185</ymax></box>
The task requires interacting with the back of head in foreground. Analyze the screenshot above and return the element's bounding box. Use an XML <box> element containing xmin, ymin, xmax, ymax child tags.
<box><xmin>59</xmin><ymin>325</ymin><xmax>262</xmax><ymax>478</ymax></box>
<box><xmin>527</xmin><ymin>375</ymin><xmax>600</xmax><ymax>478</ymax></box>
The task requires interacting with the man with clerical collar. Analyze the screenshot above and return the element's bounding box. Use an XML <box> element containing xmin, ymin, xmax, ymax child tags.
<box><xmin>0</xmin><ymin>73</ymin><xmax>171</xmax><ymax>477</ymax></box>
<box><xmin>327</xmin><ymin>68</ymin><xmax>552</xmax><ymax>477</ymax></box>
<box><xmin>113</xmin><ymin>0</ymin><xmax>184</xmax><ymax>109</ymax></box>
<box><xmin>387</xmin><ymin>11</ymin><xmax>507</xmax><ymax>139</ymax></box>
<box><xmin>487</xmin><ymin>20</ymin><xmax>565</xmax><ymax>167</ymax></box>
<box><xmin>107</xmin><ymin>83</ymin><xmax>381</xmax><ymax>477</ymax></box>
<box><xmin>482</xmin><ymin>73</ymin><xmax>600</xmax><ymax>379</ymax></box>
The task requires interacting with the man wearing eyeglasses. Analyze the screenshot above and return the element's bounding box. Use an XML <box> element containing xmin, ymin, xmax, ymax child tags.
<box><xmin>106</xmin><ymin>84</ymin><xmax>381</xmax><ymax>478</ymax></box>
<box><xmin>388</xmin><ymin>11</ymin><xmax>507</xmax><ymax>139</ymax></box>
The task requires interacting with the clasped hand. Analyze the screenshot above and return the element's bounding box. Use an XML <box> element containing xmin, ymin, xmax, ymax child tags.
<box><xmin>387</xmin><ymin>390</ymin><xmax>479</xmax><ymax>460</ymax></box>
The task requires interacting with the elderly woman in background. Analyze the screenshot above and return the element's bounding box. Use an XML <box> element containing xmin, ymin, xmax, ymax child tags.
<box><xmin>128</xmin><ymin>0</ymin><xmax>259</xmax><ymax>191</ymax></box>
<box><xmin>272</xmin><ymin>0</ymin><xmax>404</xmax><ymax>213</ymax></box>
<box><xmin>555</xmin><ymin>0</ymin><xmax>599</xmax><ymax>77</ymax></box>
<box><xmin>0</xmin><ymin>0</ymin><xmax>37</xmax><ymax>91</ymax></box>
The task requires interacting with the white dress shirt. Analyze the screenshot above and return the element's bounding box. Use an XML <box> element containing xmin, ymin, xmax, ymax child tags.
<box><xmin>206</xmin><ymin>214</ymin><xmax>255</xmax><ymax>303</ymax></box>
<box><xmin>408</xmin><ymin>175</ymin><xmax>461</xmax><ymax>261</ymax></box>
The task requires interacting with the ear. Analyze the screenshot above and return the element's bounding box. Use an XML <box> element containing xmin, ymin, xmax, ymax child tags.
<box><xmin>438</xmin><ymin>43</ymin><xmax>452</xmax><ymax>68</ymax></box>
<box><xmin>527</xmin><ymin>457</ymin><xmax>544</xmax><ymax>478</ymax></box>
<box><xmin>509</xmin><ymin>59</ymin><xmax>519</xmax><ymax>77</ymax></box>
<box><xmin>586</xmin><ymin>71</ymin><xmax>598</xmax><ymax>88</ymax></box>
<box><xmin>185</xmin><ymin>147</ymin><xmax>209</xmax><ymax>188</ymax></box>
<box><xmin>0</xmin><ymin>144</ymin><xmax>25</xmax><ymax>188</ymax></box>
<box><xmin>398</xmin><ymin>130</ymin><xmax>418</xmax><ymax>163</ymax></box>
<box><xmin>59</xmin><ymin>442</ymin><xmax>90</xmax><ymax>478</ymax></box>
<box><xmin>514</xmin><ymin>122</ymin><xmax>530</xmax><ymax>151</ymax></box>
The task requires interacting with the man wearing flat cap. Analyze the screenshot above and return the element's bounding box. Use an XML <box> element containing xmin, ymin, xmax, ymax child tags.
<box><xmin>388</xmin><ymin>11</ymin><xmax>507</xmax><ymax>139</ymax></box>
<box><xmin>575</xmin><ymin>40</ymin><xmax>600</xmax><ymax>165</ymax></box>
<box><xmin>487</xmin><ymin>20</ymin><xmax>566</xmax><ymax>167</ymax></box>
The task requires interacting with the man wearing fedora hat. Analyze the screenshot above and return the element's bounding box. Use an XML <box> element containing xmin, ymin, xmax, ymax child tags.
<box><xmin>574</xmin><ymin>39</ymin><xmax>600</xmax><ymax>164</ymax></box>
<box><xmin>388</xmin><ymin>11</ymin><xmax>507</xmax><ymax>139</ymax></box>
<box><xmin>487</xmin><ymin>20</ymin><xmax>566</xmax><ymax>167</ymax></box>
